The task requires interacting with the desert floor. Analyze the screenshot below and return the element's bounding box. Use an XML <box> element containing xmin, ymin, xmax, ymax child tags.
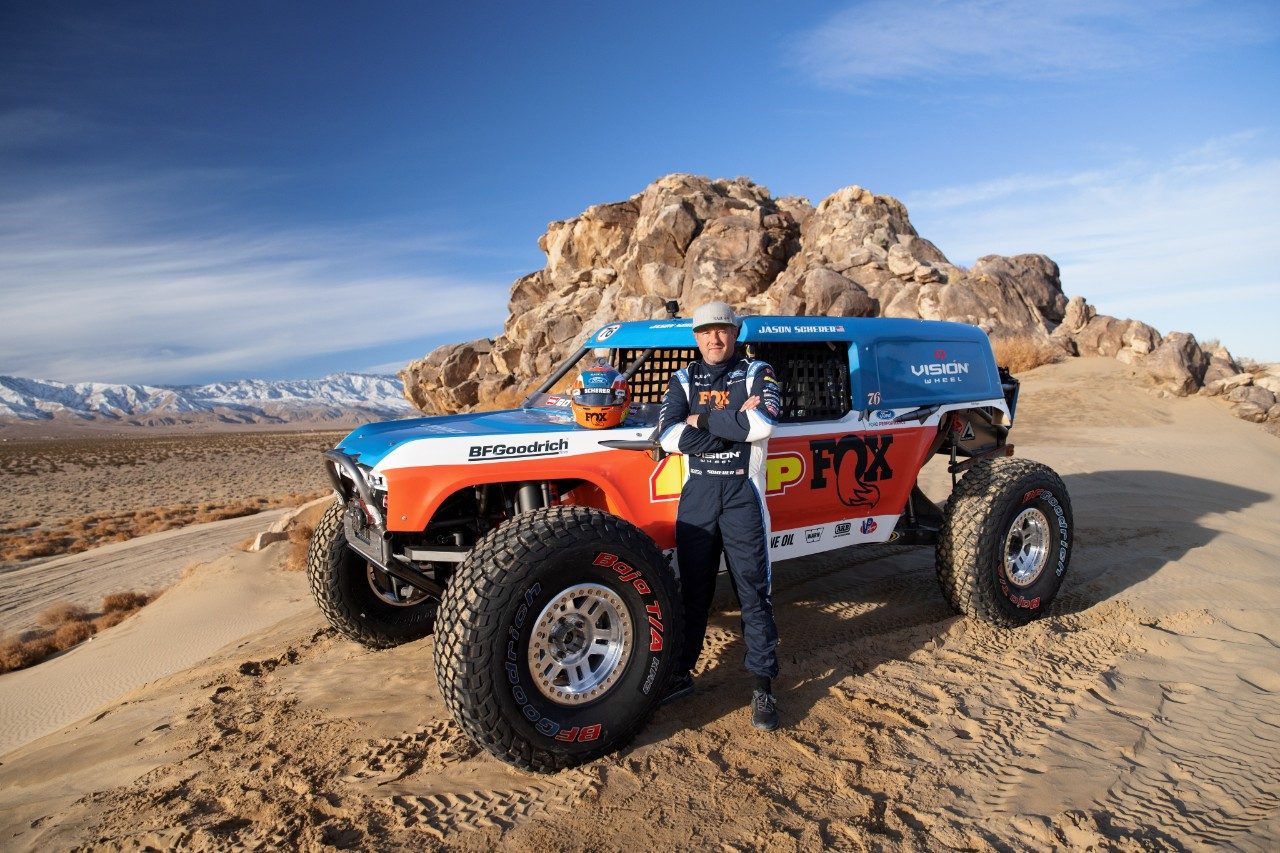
<box><xmin>0</xmin><ymin>430</ymin><xmax>338</xmax><ymax>566</ymax></box>
<box><xmin>1</xmin><ymin>357</ymin><xmax>1278</xmax><ymax>851</ymax></box>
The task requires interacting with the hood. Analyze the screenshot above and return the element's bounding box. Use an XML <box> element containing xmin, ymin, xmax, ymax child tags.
<box><xmin>334</xmin><ymin>405</ymin><xmax>583</xmax><ymax>468</ymax></box>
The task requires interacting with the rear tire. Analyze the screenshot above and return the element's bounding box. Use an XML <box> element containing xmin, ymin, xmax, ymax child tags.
<box><xmin>306</xmin><ymin>499</ymin><xmax>437</xmax><ymax>648</ymax></box>
<box><xmin>434</xmin><ymin>505</ymin><xmax>682</xmax><ymax>772</ymax></box>
<box><xmin>936</xmin><ymin>458</ymin><xmax>1073</xmax><ymax>627</ymax></box>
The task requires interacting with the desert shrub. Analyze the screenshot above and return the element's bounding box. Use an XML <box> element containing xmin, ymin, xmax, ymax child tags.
<box><xmin>93</xmin><ymin>610</ymin><xmax>128</xmax><ymax>631</ymax></box>
<box><xmin>991</xmin><ymin>336</ymin><xmax>1064</xmax><ymax>374</ymax></box>
<box><xmin>0</xmin><ymin>589</ymin><xmax>156</xmax><ymax>672</ymax></box>
<box><xmin>0</xmin><ymin>635</ymin><xmax>44</xmax><ymax>672</ymax></box>
<box><xmin>284</xmin><ymin>523</ymin><xmax>314</xmax><ymax>572</ymax></box>
<box><xmin>53</xmin><ymin>620</ymin><xmax>93</xmax><ymax>647</ymax></box>
<box><xmin>37</xmin><ymin>602</ymin><xmax>88</xmax><ymax>629</ymax></box>
<box><xmin>102</xmin><ymin>590</ymin><xmax>150</xmax><ymax>613</ymax></box>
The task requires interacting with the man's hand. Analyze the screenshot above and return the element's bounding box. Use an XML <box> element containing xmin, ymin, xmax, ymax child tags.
<box><xmin>686</xmin><ymin>414</ymin><xmax>700</xmax><ymax>428</ymax></box>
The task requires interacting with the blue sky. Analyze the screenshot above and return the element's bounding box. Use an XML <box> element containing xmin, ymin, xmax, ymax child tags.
<box><xmin>1</xmin><ymin>1</ymin><xmax>1277</xmax><ymax>384</ymax></box>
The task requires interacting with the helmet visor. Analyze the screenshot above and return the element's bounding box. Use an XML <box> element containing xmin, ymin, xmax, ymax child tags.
<box><xmin>572</xmin><ymin>388</ymin><xmax>624</xmax><ymax>408</ymax></box>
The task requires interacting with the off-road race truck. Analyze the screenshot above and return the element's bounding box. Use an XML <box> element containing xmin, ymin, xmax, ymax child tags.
<box><xmin>307</xmin><ymin>314</ymin><xmax>1073</xmax><ymax>772</ymax></box>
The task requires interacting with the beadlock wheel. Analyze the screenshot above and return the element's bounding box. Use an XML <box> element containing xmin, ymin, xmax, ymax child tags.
<box><xmin>1004</xmin><ymin>507</ymin><xmax>1051</xmax><ymax>587</ymax></box>
<box><xmin>936</xmin><ymin>457</ymin><xmax>1074</xmax><ymax>628</ymax></box>
<box><xmin>434</xmin><ymin>505</ymin><xmax>684</xmax><ymax>772</ymax></box>
<box><xmin>528</xmin><ymin>583</ymin><xmax>634</xmax><ymax>705</ymax></box>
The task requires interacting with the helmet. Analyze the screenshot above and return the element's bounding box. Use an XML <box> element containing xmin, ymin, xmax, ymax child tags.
<box><xmin>570</xmin><ymin>360</ymin><xmax>630</xmax><ymax>429</ymax></box>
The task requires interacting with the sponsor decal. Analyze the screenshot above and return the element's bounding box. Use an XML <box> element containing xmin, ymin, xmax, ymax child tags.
<box><xmin>596</xmin><ymin>324</ymin><xmax>621</xmax><ymax>341</ymax></box>
<box><xmin>1022</xmin><ymin>488</ymin><xmax>1044</xmax><ymax>503</ymax></box>
<box><xmin>769</xmin><ymin>532</ymin><xmax>795</xmax><ymax>548</ymax></box>
<box><xmin>833</xmin><ymin>522</ymin><xmax>852</xmax><ymax>538</ymax></box>
<box><xmin>874</xmin><ymin>409</ymin><xmax>895</xmax><ymax>421</ymax></box>
<box><xmin>805</xmin><ymin>527</ymin><xmax>822</xmax><ymax>544</ymax></box>
<box><xmin>582</xmin><ymin>409</ymin><xmax>611</xmax><ymax>426</ymax></box>
<box><xmin>765</xmin><ymin>452</ymin><xmax>805</xmax><ymax>496</ymax></box>
<box><xmin>911</xmin><ymin>361</ymin><xmax>971</xmax><ymax>384</ymax></box>
<box><xmin>541</xmin><ymin>395</ymin><xmax>573</xmax><ymax>408</ymax></box>
<box><xmin>860</xmin><ymin>518</ymin><xmax>878</xmax><ymax>535</ymax></box>
<box><xmin>468</xmin><ymin>438</ymin><xmax>568</xmax><ymax>461</ymax></box>
<box><xmin>697</xmin><ymin>389</ymin><xmax>732</xmax><ymax>409</ymax></box>
<box><xmin>951</xmin><ymin>416</ymin><xmax>976</xmax><ymax>441</ymax></box>
<box><xmin>809</xmin><ymin>434</ymin><xmax>895</xmax><ymax>508</ymax></box>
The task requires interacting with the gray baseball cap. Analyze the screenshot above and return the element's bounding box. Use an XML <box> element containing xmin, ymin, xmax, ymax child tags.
<box><xmin>691</xmin><ymin>301</ymin><xmax>740</xmax><ymax>331</ymax></box>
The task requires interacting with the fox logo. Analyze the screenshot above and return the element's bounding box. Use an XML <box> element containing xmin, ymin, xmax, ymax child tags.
<box><xmin>808</xmin><ymin>434</ymin><xmax>894</xmax><ymax>508</ymax></box>
<box><xmin>697</xmin><ymin>389</ymin><xmax>731</xmax><ymax>409</ymax></box>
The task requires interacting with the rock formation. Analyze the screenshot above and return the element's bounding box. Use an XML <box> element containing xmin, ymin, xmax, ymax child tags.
<box><xmin>400</xmin><ymin>173</ymin><xmax>1277</xmax><ymax>429</ymax></box>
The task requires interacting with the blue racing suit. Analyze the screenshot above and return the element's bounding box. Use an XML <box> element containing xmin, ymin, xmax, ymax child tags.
<box><xmin>657</xmin><ymin>353</ymin><xmax>783</xmax><ymax>679</ymax></box>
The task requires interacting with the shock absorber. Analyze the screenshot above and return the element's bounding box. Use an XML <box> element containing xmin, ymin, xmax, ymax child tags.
<box><xmin>515</xmin><ymin>481</ymin><xmax>544</xmax><ymax>514</ymax></box>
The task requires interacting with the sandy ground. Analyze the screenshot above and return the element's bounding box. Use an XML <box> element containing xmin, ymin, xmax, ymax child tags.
<box><xmin>0</xmin><ymin>509</ymin><xmax>291</xmax><ymax>637</ymax></box>
<box><xmin>1</xmin><ymin>357</ymin><xmax>1278</xmax><ymax>851</ymax></box>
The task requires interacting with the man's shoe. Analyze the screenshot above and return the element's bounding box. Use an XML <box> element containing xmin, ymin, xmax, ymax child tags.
<box><xmin>662</xmin><ymin>673</ymin><xmax>695</xmax><ymax>705</ymax></box>
<box><xmin>751</xmin><ymin>689</ymin><xmax>779</xmax><ymax>731</ymax></box>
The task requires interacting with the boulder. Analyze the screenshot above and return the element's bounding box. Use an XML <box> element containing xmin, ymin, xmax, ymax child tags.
<box><xmin>1202</xmin><ymin>343</ymin><xmax>1242</xmax><ymax>385</ymax></box>
<box><xmin>1225</xmin><ymin>384</ymin><xmax>1277</xmax><ymax>410</ymax></box>
<box><xmin>1142</xmin><ymin>332</ymin><xmax>1209</xmax><ymax>396</ymax></box>
<box><xmin>1255</xmin><ymin>374</ymin><xmax>1280</xmax><ymax>396</ymax></box>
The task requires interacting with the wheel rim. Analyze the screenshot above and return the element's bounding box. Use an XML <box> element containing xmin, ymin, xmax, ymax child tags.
<box><xmin>528</xmin><ymin>584</ymin><xmax>633</xmax><ymax>706</ymax></box>
<box><xmin>1004</xmin><ymin>507</ymin><xmax>1051</xmax><ymax>587</ymax></box>
<box><xmin>366</xmin><ymin>564</ymin><xmax>429</xmax><ymax>607</ymax></box>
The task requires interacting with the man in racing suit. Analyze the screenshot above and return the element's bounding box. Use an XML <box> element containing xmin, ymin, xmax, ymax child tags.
<box><xmin>656</xmin><ymin>301</ymin><xmax>783</xmax><ymax>730</ymax></box>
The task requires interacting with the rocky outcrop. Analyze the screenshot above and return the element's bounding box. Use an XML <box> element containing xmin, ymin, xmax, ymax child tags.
<box><xmin>400</xmin><ymin>173</ymin><xmax>1277</xmax><ymax>431</ymax></box>
<box><xmin>1050</xmin><ymin>296</ymin><xmax>1161</xmax><ymax>363</ymax></box>
<box><xmin>402</xmin><ymin>175</ymin><xmax>1068</xmax><ymax>413</ymax></box>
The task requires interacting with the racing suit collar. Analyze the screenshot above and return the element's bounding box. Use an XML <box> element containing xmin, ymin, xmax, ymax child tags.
<box><xmin>697</xmin><ymin>355</ymin><xmax>739</xmax><ymax>380</ymax></box>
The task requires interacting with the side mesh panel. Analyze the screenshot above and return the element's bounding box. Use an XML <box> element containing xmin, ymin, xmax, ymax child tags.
<box><xmin>612</xmin><ymin>342</ymin><xmax>852</xmax><ymax>422</ymax></box>
<box><xmin>749</xmin><ymin>342</ymin><xmax>852</xmax><ymax>422</ymax></box>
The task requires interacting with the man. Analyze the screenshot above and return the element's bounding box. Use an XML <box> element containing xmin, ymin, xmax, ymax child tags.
<box><xmin>656</xmin><ymin>300</ymin><xmax>783</xmax><ymax>730</ymax></box>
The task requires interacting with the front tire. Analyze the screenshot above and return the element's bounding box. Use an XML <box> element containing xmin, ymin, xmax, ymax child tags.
<box><xmin>936</xmin><ymin>458</ymin><xmax>1073</xmax><ymax>627</ymax></box>
<box><xmin>434</xmin><ymin>506</ymin><xmax>682</xmax><ymax>772</ymax></box>
<box><xmin>306</xmin><ymin>499</ymin><xmax>438</xmax><ymax>648</ymax></box>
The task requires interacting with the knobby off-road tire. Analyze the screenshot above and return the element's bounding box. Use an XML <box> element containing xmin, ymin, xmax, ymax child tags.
<box><xmin>936</xmin><ymin>457</ymin><xmax>1073</xmax><ymax>628</ymax></box>
<box><xmin>434</xmin><ymin>505</ymin><xmax>682</xmax><ymax>773</ymax></box>
<box><xmin>306</xmin><ymin>499</ymin><xmax>437</xmax><ymax>648</ymax></box>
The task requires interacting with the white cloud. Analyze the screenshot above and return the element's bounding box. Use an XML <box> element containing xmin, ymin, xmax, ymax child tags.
<box><xmin>792</xmin><ymin>0</ymin><xmax>1276</xmax><ymax>86</ymax></box>
<box><xmin>904</xmin><ymin>134</ymin><xmax>1280</xmax><ymax>360</ymax></box>
<box><xmin>0</xmin><ymin>175</ymin><xmax>508</xmax><ymax>383</ymax></box>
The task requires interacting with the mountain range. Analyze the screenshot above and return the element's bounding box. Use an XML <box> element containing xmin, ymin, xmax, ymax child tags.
<box><xmin>0</xmin><ymin>373</ymin><xmax>414</xmax><ymax>427</ymax></box>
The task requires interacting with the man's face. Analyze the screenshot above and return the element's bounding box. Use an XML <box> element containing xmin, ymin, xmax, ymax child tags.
<box><xmin>694</xmin><ymin>324</ymin><xmax>737</xmax><ymax>365</ymax></box>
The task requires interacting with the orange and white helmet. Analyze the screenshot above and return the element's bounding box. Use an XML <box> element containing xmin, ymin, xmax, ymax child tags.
<box><xmin>570</xmin><ymin>360</ymin><xmax>630</xmax><ymax>429</ymax></box>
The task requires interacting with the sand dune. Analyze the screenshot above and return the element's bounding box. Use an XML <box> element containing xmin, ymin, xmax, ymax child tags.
<box><xmin>1</xmin><ymin>357</ymin><xmax>1277</xmax><ymax>850</ymax></box>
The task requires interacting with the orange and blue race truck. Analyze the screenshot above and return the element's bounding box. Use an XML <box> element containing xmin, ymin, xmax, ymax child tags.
<box><xmin>307</xmin><ymin>313</ymin><xmax>1073</xmax><ymax>772</ymax></box>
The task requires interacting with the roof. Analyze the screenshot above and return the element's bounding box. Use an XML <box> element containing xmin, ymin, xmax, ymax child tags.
<box><xmin>585</xmin><ymin>315</ymin><xmax>993</xmax><ymax>350</ymax></box>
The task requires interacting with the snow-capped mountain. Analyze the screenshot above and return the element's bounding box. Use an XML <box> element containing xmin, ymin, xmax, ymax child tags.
<box><xmin>0</xmin><ymin>373</ymin><xmax>415</xmax><ymax>425</ymax></box>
